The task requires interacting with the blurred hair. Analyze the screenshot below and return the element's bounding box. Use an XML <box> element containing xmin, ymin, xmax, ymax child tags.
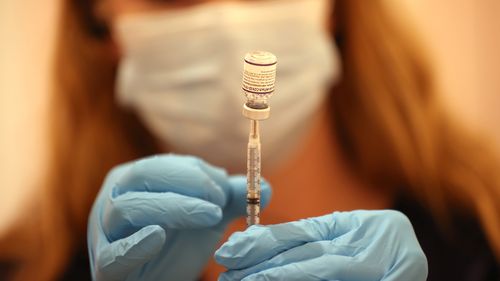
<box><xmin>1</xmin><ymin>0</ymin><xmax>499</xmax><ymax>280</ymax></box>
<box><xmin>332</xmin><ymin>0</ymin><xmax>500</xmax><ymax>262</ymax></box>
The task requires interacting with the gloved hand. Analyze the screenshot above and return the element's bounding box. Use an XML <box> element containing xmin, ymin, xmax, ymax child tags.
<box><xmin>87</xmin><ymin>154</ymin><xmax>271</xmax><ymax>281</ymax></box>
<box><xmin>215</xmin><ymin>210</ymin><xmax>428</xmax><ymax>281</ymax></box>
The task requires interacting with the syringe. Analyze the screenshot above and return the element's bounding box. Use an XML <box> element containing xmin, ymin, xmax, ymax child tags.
<box><xmin>241</xmin><ymin>51</ymin><xmax>277</xmax><ymax>226</ymax></box>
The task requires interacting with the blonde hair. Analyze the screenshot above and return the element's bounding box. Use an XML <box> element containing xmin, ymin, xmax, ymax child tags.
<box><xmin>1</xmin><ymin>0</ymin><xmax>499</xmax><ymax>280</ymax></box>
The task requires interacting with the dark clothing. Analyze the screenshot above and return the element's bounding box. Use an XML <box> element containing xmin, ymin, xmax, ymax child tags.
<box><xmin>60</xmin><ymin>249</ymin><xmax>91</xmax><ymax>281</ymax></box>
<box><xmin>2</xmin><ymin>197</ymin><xmax>498</xmax><ymax>281</ymax></box>
<box><xmin>394</xmin><ymin>197</ymin><xmax>499</xmax><ymax>281</ymax></box>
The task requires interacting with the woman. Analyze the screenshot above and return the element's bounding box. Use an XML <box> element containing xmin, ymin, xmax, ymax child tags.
<box><xmin>0</xmin><ymin>0</ymin><xmax>499</xmax><ymax>280</ymax></box>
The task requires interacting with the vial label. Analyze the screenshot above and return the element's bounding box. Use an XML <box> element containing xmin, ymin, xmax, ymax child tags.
<box><xmin>242</xmin><ymin>51</ymin><xmax>277</xmax><ymax>95</ymax></box>
<box><xmin>242</xmin><ymin>63</ymin><xmax>276</xmax><ymax>95</ymax></box>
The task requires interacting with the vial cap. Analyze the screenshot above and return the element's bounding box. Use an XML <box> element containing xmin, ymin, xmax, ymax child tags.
<box><xmin>244</xmin><ymin>51</ymin><xmax>277</xmax><ymax>66</ymax></box>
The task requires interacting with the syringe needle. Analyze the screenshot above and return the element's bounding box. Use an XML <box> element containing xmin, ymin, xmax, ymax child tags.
<box><xmin>250</xmin><ymin>120</ymin><xmax>258</xmax><ymax>138</ymax></box>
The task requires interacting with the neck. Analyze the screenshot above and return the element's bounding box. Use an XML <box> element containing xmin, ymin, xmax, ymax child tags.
<box><xmin>265</xmin><ymin>105</ymin><xmax>393</xmax><ymax>223</ymax></box>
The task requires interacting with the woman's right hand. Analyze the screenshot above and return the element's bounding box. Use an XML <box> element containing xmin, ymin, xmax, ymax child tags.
<box><xmin>87</xmin><ymin>154</ymin><xmax>271</xmax><ymax>281</ymax></box>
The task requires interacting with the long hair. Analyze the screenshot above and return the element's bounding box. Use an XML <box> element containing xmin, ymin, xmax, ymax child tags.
<box><xmin>332</xmin><ymin>0</ymin><xmax>500</xmax><ymax>258</ymax></box>
<box><xmin>1</xmin><ymin>0</ymin><xmax>498</xmax><ymax>280</ymax></box>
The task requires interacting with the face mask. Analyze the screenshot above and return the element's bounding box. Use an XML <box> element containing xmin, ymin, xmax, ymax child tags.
<box><xmin>114</xmin><ymin>0</ymin><xmax>341</xmax><ymax>172</ymax></box>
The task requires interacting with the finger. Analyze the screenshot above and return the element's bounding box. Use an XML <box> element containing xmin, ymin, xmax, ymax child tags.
<box><xmin>383</xmin><ymin>248</ymin><xmax>428</xmax><ymax>281</ymax></box>
<box><xmin>168</xmin><ymin>154</ymin><xmax>234</xmax><ymax>196</ymax></box>
<box><xmin>241</xmin><ymin>254</ymin><xmax>384</xmax><ymax>281</ymax></box>
<box><xmin>95</xmin><ymin>225</ymin><xmax>166</xmax><ymax>281</ymax></box>
<box><xmin>195</xmin><ymin>156</ymin><xmax>232</xmax><ymax>195</ymax></box>
<box><xmin>221</xmin><ymin>175</ymin><xmax>272</xmax><ymax>223</ymax></box>
<box><xmin>215</xmin><ymin>214</ymin><xmax>334</xmax><ymax>269</ymax></box>
<box><xmin>113</xmin><ymin>154</ymin><xmax>227</xmax><ymax>207</ymax></box>
<box><xmin>219</xmin><ymin>240</ymin><xmax>361</xmax><ymax>281</ymax></box>
<box><xmin>103</xmin><ymin>192</ymin><xmax>223</xmax><ymax>241</ymax></box>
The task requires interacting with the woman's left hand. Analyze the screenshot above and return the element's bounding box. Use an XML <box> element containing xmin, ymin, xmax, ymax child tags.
<box><xmin>215</xmin><ymin>210</ymin><xmax>428</xmax><ymax>281</ymax></box>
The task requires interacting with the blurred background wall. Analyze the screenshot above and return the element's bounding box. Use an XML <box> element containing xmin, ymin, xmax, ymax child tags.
<box><xmin>0</xmin><ymin>0</ymin><xmax>499</xmax><ymax>235</ymax></box>
<box><xmin>0</xmin><ymin>0</ymin><xmax>58</xmax><ymax>235</ymax></box>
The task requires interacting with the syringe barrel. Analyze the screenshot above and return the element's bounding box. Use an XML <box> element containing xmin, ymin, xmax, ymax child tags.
<box><xmin>246</xmin><ymin>120</ymin><xmax>261</xmax><ymax>226</ymax></box>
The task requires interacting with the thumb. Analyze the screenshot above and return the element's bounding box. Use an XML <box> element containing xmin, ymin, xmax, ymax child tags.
<box><xmin>95</xmin><ymin>225</ymin><xmax>166</xmax><ymax>281</ymax></box>
<box><xmin>222</xmin><ymin>175</ymin><xmax>272</xmax><ymax>223</ymax></box>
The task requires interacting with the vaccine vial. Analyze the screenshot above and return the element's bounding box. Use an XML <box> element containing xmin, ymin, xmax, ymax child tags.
<box><xmin>242</xmin><ymin>51</ymin><xmax>277</xmax><ymax>110</ymax></box>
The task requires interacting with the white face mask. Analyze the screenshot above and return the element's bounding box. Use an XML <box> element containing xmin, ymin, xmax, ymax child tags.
<box><xmin>114</xmin><ymin>0</ymin><xmax>341</xmax><ymax>172</ymax></box>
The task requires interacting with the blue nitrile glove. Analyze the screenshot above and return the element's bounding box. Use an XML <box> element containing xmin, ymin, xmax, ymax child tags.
<box><xmin>87</xmin><ymin>154</ymin><xmax>271</xmax><ymax>281</ymax></box>
<box><xmin>215</xmin><ymin>210</ymin><xmax>428</xmax><ymax>281</ymax></box>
